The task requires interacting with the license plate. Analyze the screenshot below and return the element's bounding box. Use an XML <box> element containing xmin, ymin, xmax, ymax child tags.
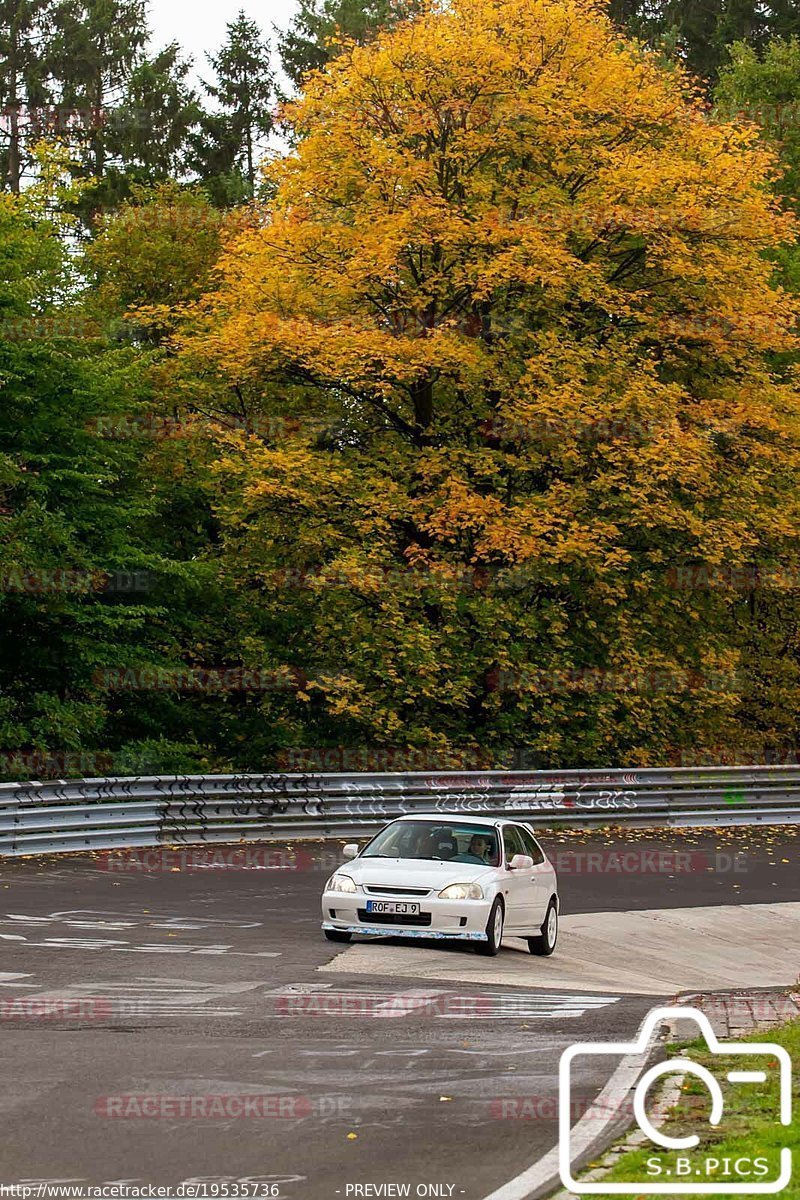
<box><xmin>365</xmin><ymin>900</ymin><xmax>420</xmax><ymax>916</ymax></box>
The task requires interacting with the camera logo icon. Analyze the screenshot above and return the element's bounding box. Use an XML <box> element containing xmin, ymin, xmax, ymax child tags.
<box><xmin>559</xmin><ymin>1005</ymin><xmax>792</xmax><ymax>1194</ymax></box>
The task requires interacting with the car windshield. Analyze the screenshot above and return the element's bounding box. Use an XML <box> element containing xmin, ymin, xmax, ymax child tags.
<box><xmin>361</xmin><ymin>821</ymin><xmax>501</xmax><ymax>866</ymax></box>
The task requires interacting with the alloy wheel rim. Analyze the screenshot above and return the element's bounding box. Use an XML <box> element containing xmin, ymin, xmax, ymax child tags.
<box><xmin>547</xmin><ymin>906</ymin><xmax>557</xmax><ymax>945</ymax></box>
<box><xmin>494</xmin><ymin>907</ymin><xmax>503</xmax><ymax>944</ymax></box>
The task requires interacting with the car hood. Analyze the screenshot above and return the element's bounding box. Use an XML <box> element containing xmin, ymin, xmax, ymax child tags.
<box><xmin>343</xmin><ymin>857</ymin><xmax>496</xmax><ymax>890</ymax></box>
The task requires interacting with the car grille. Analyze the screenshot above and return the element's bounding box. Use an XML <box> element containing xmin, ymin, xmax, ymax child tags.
<box><xmin>357</xmin><ymin>909</ymin><xmax>432</xmax><ymax>927</ymax></box>
<box><xmin>362</xmin><ymin>885</ymin><xmax>431</xmax><ymax>896</ymax></box>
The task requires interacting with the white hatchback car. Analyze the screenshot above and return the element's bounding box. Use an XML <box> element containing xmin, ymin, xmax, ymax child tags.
<box><xmin>321</xmin><ymin>813</ymin><xmax>559</xmax><ymax>956</ymax></box>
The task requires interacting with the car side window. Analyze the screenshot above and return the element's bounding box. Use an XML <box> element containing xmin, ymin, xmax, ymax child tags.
<box><xmin>502</xmin><ymin>825</ymin><xmax>524</xmax><ymax>866</ymax></box>
<box><xmin>516</xmin><ymin>826</ymin><xmax>545</xmax><ymax>864</ymax></box>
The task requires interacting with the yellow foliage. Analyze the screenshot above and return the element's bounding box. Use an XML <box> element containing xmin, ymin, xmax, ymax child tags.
<box><xmin>174</xmin><ymin>0</ymin><xmax>800</xmax><ymax>765</ymax></box>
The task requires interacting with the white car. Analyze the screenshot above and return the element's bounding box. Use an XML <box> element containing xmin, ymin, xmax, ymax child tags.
<box><xmin>321</xmin><ymin>813</ymin><xmax>559</xmax><ymax>956</ymax></box>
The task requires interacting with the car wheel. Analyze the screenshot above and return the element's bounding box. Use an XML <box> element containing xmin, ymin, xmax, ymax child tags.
<box><xmin>528</xmin><ymin>899</ymin><xmax>558</xmax><ymax>956</ymax></box>
<box><xmin>324</xmin><ymin>929</ymin><xmax>352</xmax><ymax>943</ymax></box>
<box><xmin>476</xmin><ymin>898</ymin><xmax>504</xmax><ymax>956</ymax></box>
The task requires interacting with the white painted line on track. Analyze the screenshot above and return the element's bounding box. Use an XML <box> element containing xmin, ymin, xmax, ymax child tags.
<box><xmin>1</xmin><ymin>976</ymin><xmax>280</xmax><ymax>1018</ymax></box>
<box><xmin>270</xmin><ymin>985</ymin><xmax>619</xmax><ymax>1019</ymax></box>
<box><xmin>0</xmin><ymin>971</ymin><xmax>37</xmax><ymax>987</ymax></box>
<box><xmin>0</xmin><ymin>933</ymin><xmax>280</xmax><ymax>956</ymax></box>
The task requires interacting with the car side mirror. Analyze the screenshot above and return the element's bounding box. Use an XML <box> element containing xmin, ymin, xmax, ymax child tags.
<box><xmin>509</xmin><ymin>854</ymin><xmax>534</xmax><ymax>870</ymax></box>
<box><xmin>342</xmin><ymin>843</ymin><xmax>360</xmax><ymax>860</ymax></box>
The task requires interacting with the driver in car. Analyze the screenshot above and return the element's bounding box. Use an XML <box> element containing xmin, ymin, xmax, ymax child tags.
<box><xmin>457</xmin><ymin>833</ymin><xmax>493</xmax><ymax>864</ymax></box>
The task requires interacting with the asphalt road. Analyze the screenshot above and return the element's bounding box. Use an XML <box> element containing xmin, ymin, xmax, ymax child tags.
<box><xmin>0</xmin><ymin>826</ymin><xmax>797</xmax><ymax>1199</ymax></box>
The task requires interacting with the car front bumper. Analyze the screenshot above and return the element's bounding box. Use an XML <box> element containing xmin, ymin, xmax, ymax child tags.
<box><xmin>321</xmin><ymin>889</ymin><xmax>491</xmax><ymax>940</ymax></box>
<box><xmin>322</xmin><ymin>921</ymin><xmax>487</xmax><ymax>941</ymax></box>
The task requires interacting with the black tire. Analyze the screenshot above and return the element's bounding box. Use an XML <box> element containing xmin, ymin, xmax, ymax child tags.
<box><xmin>475</xmin><ymin>897</ymin><xmax>504</xmax><ymax>956</ymax></box>
<box><xmin>324</xmin><ymin>929</ymin><xmax>352</xmax><ymax>943</ymax></box>
<box><xmin>528</xmin><ymin>899</ymin><xmax>558</xmax><ymax>956</ymax></box>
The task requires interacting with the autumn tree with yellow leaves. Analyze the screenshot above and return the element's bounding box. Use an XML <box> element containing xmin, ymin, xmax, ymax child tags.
<box><xmin>176</xmin><ymin>0</ymin><xmax>800</xmax><ymax>767</ymax></box>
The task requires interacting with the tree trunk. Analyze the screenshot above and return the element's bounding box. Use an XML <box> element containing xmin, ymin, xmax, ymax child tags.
<box><xmin>7</xmin><ymin>15</ymin><xmax>21</xmax><ymax>192</ymax></box>
<box><xmin>246</xmin><ymin>123</ymin><xmax>254</xmax><ymax>195</ymax></box>
<box><xmin>244</xmin><ymin>78</ymin><xmax>255</xmax><ymax>196</ymax></box>
<box><xmin>93</xmin><ymin>73</ymin><xmax>104</xmax><ymax>177</ymax></box>
<box><xmin>93</xmin><ymin>33</ymin><xmax>105</xmax><ymax>179</ymax></box>
<box><xmin>7</xmin><ymin>101</ymin><xmax>21</xmax><ymax>193</ymax></box>
<box><xmin>411</xmin><ymin>375</ymin><xmax>434</xmax><ymax>433</ymax></box>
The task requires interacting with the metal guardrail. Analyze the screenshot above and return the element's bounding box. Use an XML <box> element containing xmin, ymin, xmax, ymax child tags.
<box><xmin>0</xmin><ymin>766</ymin><xmax>798</xmax><ymax>857</ymax></box>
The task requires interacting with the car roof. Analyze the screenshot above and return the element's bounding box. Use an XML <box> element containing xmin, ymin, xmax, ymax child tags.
<box><xmin>392</xmin><ymin>813</ymin><xmax>514</xmax><ymax>828</ymax></box>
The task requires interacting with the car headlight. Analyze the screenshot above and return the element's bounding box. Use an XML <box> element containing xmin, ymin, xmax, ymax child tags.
<box><xmin>438</xmin><ymin>882</ymin><xmax>484</xmax><ymax>900</ymax></box>
<box><xmin>327</xmin><ymin>873</ymin><xmax>358</xmax><ymax>893</ymax></box>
